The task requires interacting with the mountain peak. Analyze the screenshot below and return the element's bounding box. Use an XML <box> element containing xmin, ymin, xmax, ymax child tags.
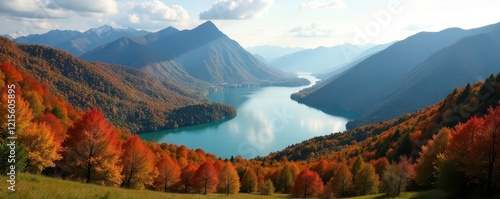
<box><xmin>87</xmin><ymin>24</ymin><xmax>115</xmax><ymax>35</ymax></box>
<box><xmin>158</xmin><ymin>26</ymin><xmax>179</xmax><ymax>34</ymax></box>
<box><xmin>193</xmin><ymin>21</ymin><xmax>221</xmax><ymax>33</ymax></box>
<box><xmin>5</xmin><ymin>31</ymin><xmax>29</xmax><ymax>39</ymax></box>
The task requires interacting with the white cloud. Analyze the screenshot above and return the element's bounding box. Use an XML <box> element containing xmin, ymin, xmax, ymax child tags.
<box><xmin>299</xmin><ymin>0</ymin><xmax>347</xmax><ymax>10</ymax></box>
<box><xmin>199</xmin><ymin>0</ymin><xmax>274</xmax><ymax>20</ymax></box>
<box><xmin>128</xmin><ymin>0</ymin><xmax>189</xmax><ymax>23</ymax></box>
<box><xmin>404</xmin><ymin>23</ymin><xmax>434</xmax><ymax>31</ymax></box>
<box><xmin>0</xmin><ymin>0</ymin><xmax>118</xmax><ymax>18</ymax></box>
<box><xmin>290</xmin><ymin>23</ymin><xmax>334</xmax><ymax>37</ymax></box>
<box><xmin>128</xmin><ymin>14</ymin><xmax>140</xmax><ymax>24</ymax></box>
<box><xmin>250</xmin><ymin>28</ymin><xmax>266</xmax><ymax>35</ymax></box>
<box><xmin>49</xmin><ymin>0</ymin><xmax>118</xmax><ymax>15</ymax></box>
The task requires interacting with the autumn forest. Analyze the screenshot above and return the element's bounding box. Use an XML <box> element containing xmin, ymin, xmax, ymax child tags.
<box><xmin>1</xmin><ymin>44</ymin><xmax>500</xmax><ymax>198</ymax></box>
<box><xmin>1</xmin><ymin>13</ymin><xmax>500</xmax><ymax>199</ymax></box>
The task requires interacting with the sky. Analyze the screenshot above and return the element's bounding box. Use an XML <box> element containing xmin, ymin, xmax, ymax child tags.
<box><xmin>1</xmin><ymin>0</ymin><xmax>500</xmax><ymax>48</ymax></box>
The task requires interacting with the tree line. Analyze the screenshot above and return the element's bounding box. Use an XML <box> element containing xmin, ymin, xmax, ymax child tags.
<box><xmin>1</xmin><ymin>63</ymin><xmax>499</xmax><ymax>197</ymax></box>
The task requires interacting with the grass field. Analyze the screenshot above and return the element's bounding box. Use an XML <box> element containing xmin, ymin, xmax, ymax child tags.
<box><xmin>346</xmin><ymin>189</ymin><xmax>449</xmax><ymax>199</ymax></box>
<box><xmin>1</xmin><ymin>173</ymin><xmax>447</xmax><ymax>199</ymax></box>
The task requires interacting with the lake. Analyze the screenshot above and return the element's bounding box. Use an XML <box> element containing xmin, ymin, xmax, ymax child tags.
<box><xmin>140</xmin><ymin>73</ymin><xmax>356</xmax><ymax>159</ymax></box>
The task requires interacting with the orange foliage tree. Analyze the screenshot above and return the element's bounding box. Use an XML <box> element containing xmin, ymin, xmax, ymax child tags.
<box><xmin>38</xmin><ymin>113</ymin><xmax>66</xmax><ymax>148</ymax></box>
<box><xmin>291</xmin><ymin>168</ymin><xmax>324</xmax><ymax>198</ymax></box>
<box><xmin>121</xmin><ymin>135</ymin><xmax>158</xmax><ymax>189</ymax></box>
<box><xmin>311</xmin><ymin>158</ymin><xmax>334</xmax><ymax>184</ymax></box>
<box><xmin>153</xmin><ymin>155</ymin><xmax>181</xmax><ymax>192</ymax></box>
<box><xmin>414</xmin><ymin>127</ymin><xmax>452</xmax><ymax>187</ymax></box>
<box><xmin>326</xmin><ymin>162</ymin><xmax>352</xmax><ymax>198</ymax></box>
<box><xmin>62</xmin><ymin>109</ymin><xmax>122</xmax><ymax>186</ymax></box>
<box><xmin>194</xmin><ymin>160</ymin><xmax>219</xmax><ymax>194</ymax></box>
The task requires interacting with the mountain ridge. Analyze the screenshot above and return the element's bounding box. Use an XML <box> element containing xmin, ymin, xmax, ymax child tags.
<box><xmin>13</xmin><ymin>25</ymin><xmax>151</xmax><ymax>56</ymax></box>
<box><xmin>0</xmin><ymin>37</ymin><xmax>235</xmax><ymax>133</ymax></box>
<box><xmin>270</xmin><ymin>44</ymin><xmax>373</xmax><ymax>73</ymax></box>
<box><xmin>81</xmin><ymin>21</ymin><xmax>309</xmax><ymax>88</ymax></box>
<box><xmin>292</xmin><ymin>22</ymin><xmax>500</xmax><ymax>129</ymax></box>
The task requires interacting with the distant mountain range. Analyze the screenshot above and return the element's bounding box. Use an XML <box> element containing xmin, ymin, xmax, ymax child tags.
<box><xmin>314</xmin><ymin>42</ymin><xmax>394</xmax><ymax>80</ymax></box>
<box><xmin>81</xmin><ymin>21</ymin><xmax>308</xmax><ymax>88</ymax></box>
<box><xmin>245</xmin><ymin>45</ymin><xmax>306</xmax><ymax>62</ymax></box>
<box><xmin>293</xmin><ymin>22</ymin><xmax>500</xmax><ymax>129</ymax></box>
<box><xmin>2</xmin><ymin>31</ymin><xmax>29</xmax><ymax>39</ymax></box>
<box><xmin>13</xmin><ymin>25</ymin><xmax>150</xmax><ymax>56</ymax></box>
<box><xmin>270</xmin><ymin>44</ymin><xmax>374</xmax><ymax>73</ymax></box>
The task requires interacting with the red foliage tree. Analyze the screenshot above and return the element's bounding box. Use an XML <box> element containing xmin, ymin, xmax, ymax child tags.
<box><xmin>372</xmin><ymin>157</ymin><xmax>390</xmax><ymax>177</ymax></box>
<box><xmin>0</xmin><ymin>63</ymin><xmax>23</xmax><ymax>83</ymax></box>
<box><xmin>448</xmin><ymin>107</ymin><xmax>500</xmax><ymax>195</ymax></box>
<box><xmin>38</xmin><ymin>113</ymin><xmax>66</xmax><ymax>148</ymax></box>
<box><xmin>291</xmin><ymin>168</ymin><xmax>324</xmax><ymax>198</ymax></box>
<box><xmin>62</xmin><ymin>108</ymin><xmax>122</xmax><ymax>186</ymax></box>
<box><xmin>194</xmin><ymin>160</ymin><xmax>219</xmax><ymax>194</ymax></box>
<box><xmin>478</xmin><ymin>106</ymin><xmax>500</xmax><ymax>195</ymax></box>
<box><xmin>179</xmin><ymin>163</ymin><xmax>197</xmax><ymax>193</ymax></box>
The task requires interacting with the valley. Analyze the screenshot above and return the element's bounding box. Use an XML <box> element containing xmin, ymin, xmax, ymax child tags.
<box><xmin>1</xmin><ymin>2</ymin><xmax>500</xmax><ymax>198</ymax></box>
<box><xmin>140</xmin><ymin>73</ymin><xmax>357</xmax><ymax>158</ymax></box>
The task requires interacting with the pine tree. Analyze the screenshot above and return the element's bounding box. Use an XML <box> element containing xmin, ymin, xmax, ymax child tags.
<box><xmin>277</xmin><ymin>164</ymin><xmax>293</xmax><ymax>193</ymax></box>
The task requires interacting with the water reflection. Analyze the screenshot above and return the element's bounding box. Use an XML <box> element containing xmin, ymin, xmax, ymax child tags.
<box><xmin>140</xmin><ymin>73</ymin><xmax>354</xmax><ymax>158</ymax></box>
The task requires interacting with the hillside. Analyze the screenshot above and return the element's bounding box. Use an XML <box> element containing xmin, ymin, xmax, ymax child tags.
<box><xmin>348</xmin><ymin>28</ymin><xmax>500</xmax><ymax>128</ymax></box>
<box><xmin>270</xmin><ymin>72</ymin><xmax>500</xmax><ymax>162</ymax></box>
<box><xmin>0</xmin><ymin>37</ymin><xmax>235</xmax><ymax>133</ymax></box>
<box><xmin>293</xmin><ymin>22</ymin><xmax>500</xmax><ymax>128</ymax></box>
<box><xmin>81</xmin><ymin>21</ymin><xmax>308</xmax><ymax>88</ymax></box>
<box><xmin>314</xmin><ymin>42</ymin><xmax>394</xmax><ymax>80</ymax></box>
<box><xmin>1</xmin><ymin>56</ymin><xmax>498</xmax><ymax>197</ymax></box>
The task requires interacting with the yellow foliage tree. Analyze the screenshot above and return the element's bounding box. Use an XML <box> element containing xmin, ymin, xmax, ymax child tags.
<box><xmin>217</xmin><ymin>162</ymin><xmax>240</xmax><ymax>195</ymax></box>
<box><xmin>19</xmin><ymin>122</ymin><xmax>61</xmax><ymax>174</ymax></box>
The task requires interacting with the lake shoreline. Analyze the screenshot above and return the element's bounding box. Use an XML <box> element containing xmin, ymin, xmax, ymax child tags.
<box><xmin>139</xmin><ymin>72</ymin><xmax>356</xmax><ymax>159</ymax></box>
